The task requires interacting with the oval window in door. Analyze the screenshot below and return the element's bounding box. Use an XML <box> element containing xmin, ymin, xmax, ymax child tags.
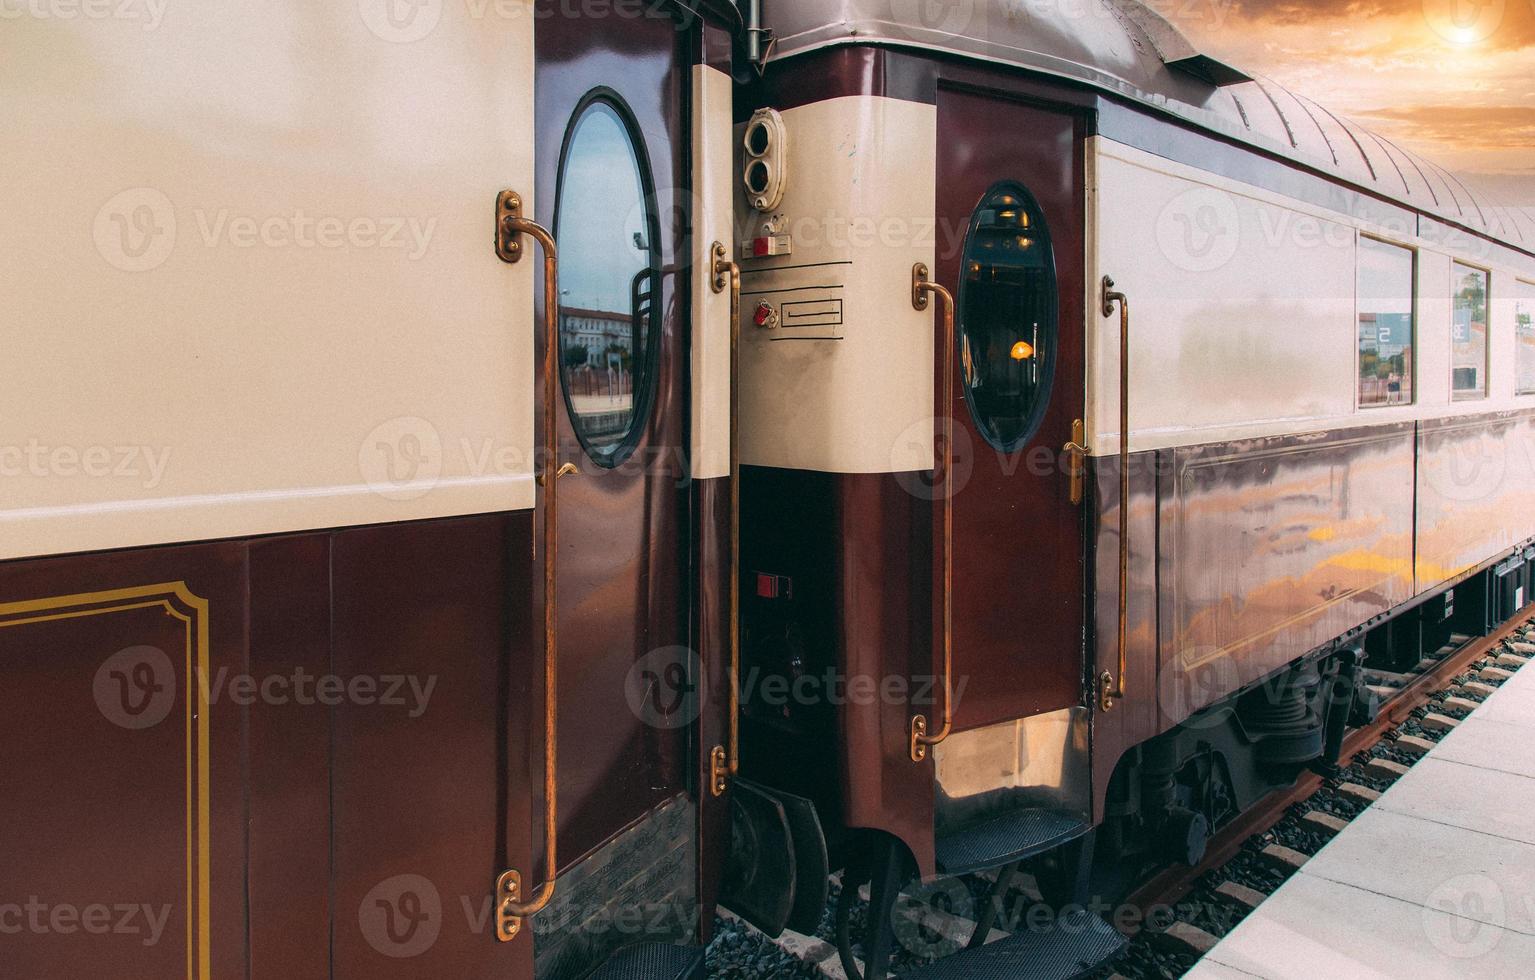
<box><xmin>956</xmin><ymin>183</ymin><xmax>1059</xmax><ymax>453</ymax></box>
<box><xmin>554</xmin><ymin>92</ymin><xmax>660</xmax><ymax>466</ymax></box>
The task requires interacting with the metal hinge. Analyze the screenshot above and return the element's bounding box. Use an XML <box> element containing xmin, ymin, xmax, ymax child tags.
<box><xmin>493</xmin><ymin>869</ymin><xmax>522</xmax><ymax>942</ymax></box>
<box><xmin>709</xmin><ymin>745</ymin><xmax>729</xmax><ymax>797</ymax></box>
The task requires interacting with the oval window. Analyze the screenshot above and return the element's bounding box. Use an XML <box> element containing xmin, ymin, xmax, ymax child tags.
<box><xmin>554</xmin><ymin>94</ymin><xmax>660</xmax><ymax>466</ymax></box>
<box><xmin>956</xmin><ymin>183</ymin><xmax>1058</xmax><ymax>453</ymax></box>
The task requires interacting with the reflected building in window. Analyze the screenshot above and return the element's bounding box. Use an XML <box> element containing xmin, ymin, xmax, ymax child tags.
<box><xmin>1451</xmin><ymin>263</ymin><xmax>1489</xmax><ymax>401</ymax></box>
<box><xmin>553</xmin><ymin>96</ymin><xmax>659</xmax><ymax>462</ymax></box>
<box><xmin>1357</xmin><ymin>238</ymin><xmax>1415</xmax><ymax>408</ymax></box>
<box><xmin>559</xmin><ymin>306</ymin><xmax>637</xmax><ymax>437</ymax></box>
<box><xmin>1516</xmin><ymin>280</ymin><xmax>1535</xmax><ymax>396</ymax></box>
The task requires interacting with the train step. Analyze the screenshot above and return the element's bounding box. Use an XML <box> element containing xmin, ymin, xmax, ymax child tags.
<box><xmin>900</xmin><ymin>908</ymin><xmax>1128</xmax><ymax>980</ymax></box>
<box><xmin>587</xmin><ymin>942</ymin><xmax>705</xmax><ymax>980</ymax></box>
<box><xmin>935</xmin><ymin>807</ymin><xmax>1090</xmax><ymax>875</ymax></box>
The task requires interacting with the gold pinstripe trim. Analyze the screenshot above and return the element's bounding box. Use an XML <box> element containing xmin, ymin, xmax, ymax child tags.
<box><xmin>0</xmin><ymin>584</ymin><xmax>210</xmax><ymax>979</ymax></box>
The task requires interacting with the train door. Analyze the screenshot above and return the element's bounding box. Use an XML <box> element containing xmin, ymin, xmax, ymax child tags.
<box><xmin>934</xmin><ymin>89</ymin><xmax>1088</xmax><ymax>732</ymax></box>
<box><xmin>529</xmin><ymin>6</ymin><xmax>698</xmax><ymax>975</ymax></box>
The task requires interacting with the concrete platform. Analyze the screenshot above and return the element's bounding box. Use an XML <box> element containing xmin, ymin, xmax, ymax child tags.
<box><xmin>1187</xmin><ymin>662</ymin><xmax>1535</xmax><ymax>979</ymax></box>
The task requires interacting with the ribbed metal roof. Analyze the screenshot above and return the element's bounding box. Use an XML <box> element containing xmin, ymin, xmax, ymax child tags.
<box><xmin>757</xmin><ymin>0</ymin><xmax>1533</xmax><ymax>251</ymax></box>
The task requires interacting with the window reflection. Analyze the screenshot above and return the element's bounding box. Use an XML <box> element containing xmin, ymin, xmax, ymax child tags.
<box><xmin>1452</xmin><ymin>263</ymin><xmax>1489</xmax><ymax>401</ymax></box>
<box><xmin>957</xmin><ymin>184</ymin><xmax>1057</xmax><ymax>452</ymax></box>
<box><xmin>1517</xmin><ymin>280</ymin><xmax>1535</xmax><ymax>396</ymax></box>
<box><xmin>1356</xmin><ymin>238</ymin><xmax>1415</xmax><ymax>408</ymax></box>
<box><xmin>555</xmin><ymin>98</ymin><xmax>657</xmax><ymax>463</ymax></box>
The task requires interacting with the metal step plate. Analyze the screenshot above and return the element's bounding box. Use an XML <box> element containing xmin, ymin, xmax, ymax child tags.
<box><xmin>900</xmin><ymin>909</ymin><xmax>1127</xmax><ymax>980</ymax></box>
<box><xmin>935</xmin><ymin>808</ymin><xmax>1090</xmax><ymax>876</ymax></box>
<box><xmin>586</xmin><ymin>942</ymin><xmax>705</xmax><ymax>980</ymax></box>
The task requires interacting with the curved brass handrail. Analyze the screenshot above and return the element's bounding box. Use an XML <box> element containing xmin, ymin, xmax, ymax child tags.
<box><xmin>493</xmin><ymin>190</ymin><xmax>565</xmax><ymax>931</ymax></box>
<box><xmin>1100</xmin><ymin>276</ymin><xmax>1130</xmax><ymax>712</ymax></box>
<box><xmin>910</xmin><ymin>263</ymin><xmax>956</xmax><ymax>763</ymax></box>
<box><xmin>710</xmin><ymin>241</ymin><xmax>742</xmax><ymax>796</ymax></box>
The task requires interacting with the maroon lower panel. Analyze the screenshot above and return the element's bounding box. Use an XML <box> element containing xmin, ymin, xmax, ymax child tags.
<box><xmin>0</xmin><ymin>545</ymin><xmax>246</xmax><ymax>980</ymax></box>
<box><xmin>694</xmin><ymin>475</ymin><xmax>732</xmax><ymax>939</ymax></box>
<box><xmin>741</xmin><ymin>466</ymin><xmax>935</xmax><ymax>874</ymax></box>
<box><xmin>1088</xmin><ymin>452</ymin><xmax>1159</xmax><ymax>824</ymax></box>
<box><xmin>329</xmin><ymin>517</ymin><xmax>533</xmax><ymax>979</ymax></box>
<box><xmin>1154</xmin><ymin>422</ymin><xmax>1418</xmax><ymax>725</ymax></box>
<box><xmin>0</xmin><ymin>513</ymin><xmax>536</xmax><ymax>980</ymax></box>
<box><xmin>1092</xmin><ymin>409</ymin><xmax>1535</xmax><ymax>816</ymax></box>
<box><xmin>248</xmin><ymin>534</ymin><xmax>333</xmax><ymax>979</ymax></box>
<box><xmin>1417</xmin><ymin>409</ymin><xmax>1535</xmax><ymax>589</ymax></box>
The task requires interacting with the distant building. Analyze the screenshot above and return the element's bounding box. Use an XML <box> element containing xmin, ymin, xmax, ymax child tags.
<box><xmin>560</xmin><ymin>307</ymin><xmax>632</xmax><ymax>367</ymax></box>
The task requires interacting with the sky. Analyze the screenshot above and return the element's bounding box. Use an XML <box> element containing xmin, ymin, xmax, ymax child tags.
<box><xmin>1159</xmin><ymin>0</ymin><xmax>1535</xmax><ymax>207</ymax></box>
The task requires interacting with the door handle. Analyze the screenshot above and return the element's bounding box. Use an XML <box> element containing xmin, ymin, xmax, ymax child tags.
<box><xmin>710</xmin><ymin>241</ymin><xmax>741</xmax><ymax>797</ymax></box>
<box><xmin>492</xmin><ymin>189</ymin><xmax>563</xmax><ymax>939</ymax></box>
<box><xmin>909</xmin><ymin>263</ymin><xmax>956</xmax><ymax>763</ymax></box>
<box><xmin>1063</xmin><ymin>420</ymin><xmax>1090</xmax><ymax>506</ymax></box>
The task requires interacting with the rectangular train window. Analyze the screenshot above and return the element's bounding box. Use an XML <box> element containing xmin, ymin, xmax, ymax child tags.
<box><xmin>1518</xmin><ymin>279</ymin><xmax>1535</xmax><ymax>396</ymax></box>
<box><xmin>1357</xmin><ymin>237</ymin><xmax>1416</xmax><ymax>408</ymax></box>
<box><xmin>1451</xmin><ymin>262</ymin><xmax>1490</xmax><ymax>401</ymax></box>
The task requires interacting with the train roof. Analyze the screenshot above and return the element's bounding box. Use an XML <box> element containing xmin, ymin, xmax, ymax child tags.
<box><xmin>755</xmin><ymin>0</ymin><xmax>1535</xmax><ymax>252</ymax></box>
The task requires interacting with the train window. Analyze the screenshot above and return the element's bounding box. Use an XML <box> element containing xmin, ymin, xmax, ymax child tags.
<box><xmin>1451</xmin><ymin>262</ymin><xmax>1490</xmax><ymax>401</ymax></box>
<box><xmin>1356</xmin><ymin>238</ymin><xmax>1416</xmax><ymax>408</ymax></box>
<box><xmin>554</xmin><ymin>94</ymin><xmax>660</xmax><ymax>466</ymax></box>
<box><xmin>956</xmin><ymin>183</ymin><xmax>1058</xmax><ymax>453</ymax></box>
<box><xmin>1517</xmin><ymin>280</ymin><xmax>1535</xmax><ymax>395</ymax></box>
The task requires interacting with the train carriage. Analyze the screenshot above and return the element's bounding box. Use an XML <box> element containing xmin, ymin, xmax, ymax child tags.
<box><xmin>8</xmin><ymin>1</ymin><xmax>1535</xmax><ymax>978</ymax></box>
<box><xmin>2</xmin><ymin>2</ymin><xmax>741</xmax><ymax>978</ymax></box>
<box><xmin>724</xmin><ymin>1</ymin><xmax>1535</xmax><ymax>977</ymax></box>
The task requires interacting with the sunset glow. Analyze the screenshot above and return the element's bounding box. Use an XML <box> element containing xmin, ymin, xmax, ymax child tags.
<box><xmin>1163</xmin><ymin>0</ymin><xmax>1535</xmax><ymax>207</ymax></box>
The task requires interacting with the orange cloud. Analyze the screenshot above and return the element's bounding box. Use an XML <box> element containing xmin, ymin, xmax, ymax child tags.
<box><xmin>1168</xmin><ymin>0</ymin><xmax>1535</xmax><ymax>185</ymax></box>
<box><xmin>1356</xmin><ymin>105</ymin><xmax>1535</xmax><ymax>148</ymax></box>
<box><xmin>1228</xmin><ymin>0</ymin><xmax>1535</xmax><ymax>49</ymax></box>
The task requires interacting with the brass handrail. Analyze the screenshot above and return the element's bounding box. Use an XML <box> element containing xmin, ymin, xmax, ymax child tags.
<box><xmin>493</xmin><ymin>190</ymin><xmax>566</xmax><ymax>936</ymax></box>
<box><xmin>710</xmin><ymin>241</ymin><xmax>742</xmax><ymax>796</ymax></box>
<box><xmin>1100</xmin><ymin>276</ymin><xmax>1130</xmax><ymax>712</ymax></box>
<box><xmin>910</xmin><ymin>263</ymin><xmax>956</xmax><ymax>763</ymax></box>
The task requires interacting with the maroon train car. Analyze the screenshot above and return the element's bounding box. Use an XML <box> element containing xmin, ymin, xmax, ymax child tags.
<box><xmin>723</xmin><ymin>2</ymin><xmax>1535</xmax><ymax>977</ymax></box>
<box><xmin>1</xmin><ymin>2</ymin><xmax>744</xmax><ymax>978</ymax></box>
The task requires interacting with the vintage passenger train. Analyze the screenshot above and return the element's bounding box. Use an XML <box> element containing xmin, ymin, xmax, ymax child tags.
<box><xmin>3</xmin><ymin>1</ymin><xmax>1533</xmax><ymax>978</ymax></box>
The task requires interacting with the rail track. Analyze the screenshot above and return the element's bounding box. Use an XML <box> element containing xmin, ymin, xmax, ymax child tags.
<box><xmin>1125</xmin><ymin>613</ymin><xmax>1534</xmax><ymax>920</ymax></box>
<box><xmin>706</xmin><ymin>613</ymin><xmax>1535</xmax><ymax>979</ymax></box>
<box><xmin>1109</xmin><ymin>613</ymin><xmax>1535</xmax><ymax>976</ymax></box>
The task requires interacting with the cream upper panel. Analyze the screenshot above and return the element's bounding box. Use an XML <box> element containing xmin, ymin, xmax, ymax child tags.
<box><xmin>1</xmin><ymin>4</ymin><xmax>537</xmax><ymax>560</ymax></box>
<box><xmin>1416</xmin><ymin>252</ymin><xmax>1455</xmax><ymax>407</ymax></box>
<box><xmin>1088</xmin><ymin>139</ymin><xmax>1535</xmax><ymax>456</ymax></box>
<box><xmin>737</xmin><ymin>96</ymin><xmax>938</xmax><ymax>474</ymax></box>
<box><xmin>1089</xmin><ymin>139</ymin><xmax>1355</xmax><ymax>454</ymax></box>
<box><xmin>690</xmin><ymin>65</ymin><xmax>734</xmax><ymax>482</ymax></box>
